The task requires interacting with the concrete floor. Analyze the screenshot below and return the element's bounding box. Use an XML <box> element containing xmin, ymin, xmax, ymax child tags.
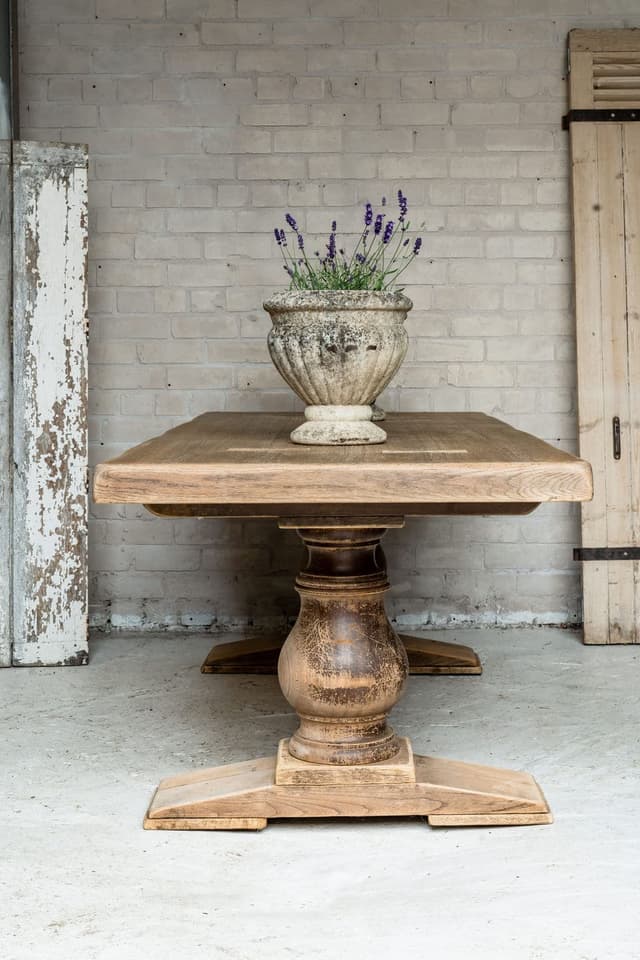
<box><xmin>2</xmin><ymin>628</ymin><xmax>640</xmax><ymax>960</ymax></box>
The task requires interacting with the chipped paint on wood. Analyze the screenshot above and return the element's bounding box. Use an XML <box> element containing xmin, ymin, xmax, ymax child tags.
<box><xmin>0</xmin><ymin>140</ymin><xmax>11</xmax><ymax>667</ymax></box>
<box><xmin>12</xmin><ymin>141</ymin><xmax>89</xmax><ymax>666</ymax></box>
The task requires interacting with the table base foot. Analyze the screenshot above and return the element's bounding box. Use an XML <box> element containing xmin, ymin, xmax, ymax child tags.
<box><xmin>144</xmin><ymin>747</ymin><xmax>550</xmax><ymax>831</ymax></box>
<box><xmin>200</xmin><ymin>634</ymin><xmax>482</xmax><ymax>676</ymax></box>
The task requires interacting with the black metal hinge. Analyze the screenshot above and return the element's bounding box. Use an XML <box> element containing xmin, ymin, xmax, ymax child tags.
<box><xmin>563</xmin><ymin>108</ymin><xmax>640</xmax><ymax>130</ymax></box>
<box><xmin>574</xmin><ymin>547</ymin><xmax>640</xmax><ymax>561</ymax></box>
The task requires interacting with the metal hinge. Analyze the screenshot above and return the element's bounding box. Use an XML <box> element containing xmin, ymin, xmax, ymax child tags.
<box><xmin>574</xmin><ymin>547</ymin><xmax>640</xmax><ymax>561</ymax></box>
<box><xmin>563</xmin><ymin>108</ymin><xmax>640</xmax><ymax>130</ymax></box>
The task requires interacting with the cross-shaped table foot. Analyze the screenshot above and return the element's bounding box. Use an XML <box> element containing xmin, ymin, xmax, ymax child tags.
<box><xmin>144</xmin><ymin>737</ymin><xmax>551</xmax><ymax>831</ymax></box>
<box><xmin>201</xmin><ymin>633</ymin><xmax>482</xmax><ymax>676</ymax></box>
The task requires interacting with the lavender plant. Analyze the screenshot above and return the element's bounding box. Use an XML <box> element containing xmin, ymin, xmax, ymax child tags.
<box><xmin>274</xmin><ymin>190</ymin><xmax>423</xmax><ymax>292</ymax></box>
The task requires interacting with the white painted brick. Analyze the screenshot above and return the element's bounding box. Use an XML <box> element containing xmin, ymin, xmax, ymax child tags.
<box><xmin>135</xmin><ymin>236</ymin><xmax>202</xmax><ymax>259</ymax></box>
<box><xmin>381</xmin><ymin>102</ymin><xmax>450</xmax><ymax>126</ymax></box>
<box><xmin>238</xmin><ymin>156</ymin><xmax>306</xmax><ymax>180</ymax></box>
<box><xmin>308</xmin><ymin>155</ymin><xmax>377</xmax><ymax>179</ymax></box>
<box><xmin>165</xmin><ymin>49</ymin><xmax>234</xmax><ymax>74</ymax></box>
<box><xmin>202</xmin><ymin>21</ymin><xmax>272</xmax><ymax>44</ymax></box>
<box><xmin>204</xmin><ymin>128</ymin><xmax>271</xmax><ymax>153</ymax></box>
<box><xmin>450</xmin><ymin>155</ymin><xmax>517</xmax><ymax>179</ymax></box>
<box><xmin>380</xmin><ymin>0</ymin><xmax>447</xmax><ymax>15</ymax></box>
<box><xmin>166</xmin><ymin>0</ymin><xmax>234</xmax><ymax>17</ymax></box>
<box><xmin>238</xmin><ymin>0</ymin><xmax>302</xmax><ymax>16</ymax></box>
<box><xmin>155</xmin><ymin>288</ymin><xmax>188</xmax><ymax>313</ymax></box>
<box><xmin>378</xmin><ymin>48</ymin><xmax>446</xmax><ymax>73</ymax></box>
<box><xmin>275</xmin><ymin>20</ymin><xmax>344</xmax><ymax>44</ymax></box>
<box><xmin>236</xmin><ymin>48</ymin><xmax>306</xmax><ymax>74</ymax></box>
<box><xmin>240</xmin><ymin>103</ymin><xmax>308</xmax><ymax>126</ymax></box>
<box><xmin>95</xmin><ymin>0</ymin><xmax>164</xmax><ymax>16</ymax></box>
<box><xmin>274</xmin><ymin>129</ymin><xmax>342</xmax><ymax>153</ymax></box>
<box><xmin>447</xmin><ymin>48</ymin><xmax>517</xmax><ymax>72</ymax></box>
<box><xmin>22</xmin><ymin>0</ymin><xmax>621</xmax><ymax>631</ymax></box>
<box><xmin>310</xmin><ymin>103</ymin><xmax>379</xmax><ymax>127</ymax></box>
<box><xmin>167</xmin><ymin>209</ymin><xmax>235</xmax><ymax>232</ymax></box>
<box><xmin>452</xmin><ymin>102</ymin><xmax>519</xmax><ymax>126</ymax></box>
<box><xmin>293</xmin><ymin>77</ymin><xmax>325</xmax><ymax>101</ymax></box>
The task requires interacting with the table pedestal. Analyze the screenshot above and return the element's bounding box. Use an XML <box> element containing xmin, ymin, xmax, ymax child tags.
<box><xmin>145</xmin><ymin>522</ymin><xmax>550</xmax><ymax>831</ymax></box>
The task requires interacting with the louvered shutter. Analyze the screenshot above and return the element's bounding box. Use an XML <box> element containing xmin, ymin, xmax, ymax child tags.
<box><xmin>568</xmin><ymin>29</ymin><xmax>640</xmax><ymax>644</ymax></box>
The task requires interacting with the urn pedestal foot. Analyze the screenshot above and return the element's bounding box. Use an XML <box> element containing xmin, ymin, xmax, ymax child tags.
<box><xmin>290</xmin><ymin>404</ymin><xmax>386</xmax><ymax>445</ymax></box>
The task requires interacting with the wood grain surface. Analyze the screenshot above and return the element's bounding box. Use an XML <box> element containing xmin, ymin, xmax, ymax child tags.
<box><xmin>143</xmin><ymin>751</ymin><xmax>552</xmax><ymax>830</ymax></box>
<box><xmin>94</xmin><ymin>412</ymin><xmax>592</xmax><ymax>506</ymax></box>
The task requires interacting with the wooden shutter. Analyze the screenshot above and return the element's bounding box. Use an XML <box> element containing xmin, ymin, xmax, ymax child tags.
<box><xmin>569</xmin><ymin>30</ymin><xmax>640</xmax><ymax>643</ymax></box>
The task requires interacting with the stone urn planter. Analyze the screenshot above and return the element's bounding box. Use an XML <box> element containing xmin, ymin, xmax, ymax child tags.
<box><xmin>264</xmin><ymin>289</ymin><xmax>412</xmax><ymax>445</ymax></box>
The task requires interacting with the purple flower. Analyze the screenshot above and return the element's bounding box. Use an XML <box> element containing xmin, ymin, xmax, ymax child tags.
<box><xmin>364</xmin><ymin>202</ymin><xmax>373</xmax><ymax>226</ymax></box>
<box><xmin>285</xmin><ymin>212</ymin><xmax>298</xmax><ymax>231</ymax></box>
<box><xmin>355</xmin><ymin>253</ymin><xmax>365</xmax><ymax>264</ymax></box>
<box><xmin>398</xmin><ymin>189</ymin><xmax>408</xmax><ymax>221</ymax></box>
<box><xmin>274</xmin><ymin>228</ymin><xmax>282</xmax><ymax>245</ymax></box>
<box><xmin>413</xmin><ymin>237</ymin><xmax>422</xmax><ymax>255</ymax></box>
<box><xmin>331</xmin><ymin>220</ymin><xmax>337</xmax><ymax>232</ymax></box>
<box><xmin>402</xmin><ymin>237</ymin><xmax>410</xmax><ymax>246</ymax></box>
<box><xmin>374</xmin><ymin>213</ymin><xmax>384</xmax><ymax>235</ymax></box>
<box><xmin>383</xmin><ymin>220</ymin><xmax>394</xmax><ymax>244</ymax></box>
<box><xmin>327</xmin><ymin>231</ymin><xmax>336</xmax><ymax>261</ymax></box>
<box><xmin>297</xmin><ymin>233</ymin><xmax>304</xmax><ymax>250</ymax></box>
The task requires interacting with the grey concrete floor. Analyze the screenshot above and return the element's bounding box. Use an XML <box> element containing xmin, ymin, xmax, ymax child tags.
<box><xmin>2</xmin><ymin>628</ymin><xmax>640</xmax><ymax>960</ymax></box>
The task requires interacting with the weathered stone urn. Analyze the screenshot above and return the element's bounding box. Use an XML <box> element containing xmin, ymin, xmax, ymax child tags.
<box><xmin>264</xmin><ymin>290</ymin><xmax>412</xmax><ymax>445</ymax></box>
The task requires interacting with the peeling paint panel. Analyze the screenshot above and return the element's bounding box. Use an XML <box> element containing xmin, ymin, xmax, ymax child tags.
<box><xmin>12</xmin><ymin>141</ymin><xmax>89</xmax><ymax>666</ymax></box>
<box><xmin>0</xmin><ymin>140</ymin><xmax>10</xmax><ymax>667</ymax></box>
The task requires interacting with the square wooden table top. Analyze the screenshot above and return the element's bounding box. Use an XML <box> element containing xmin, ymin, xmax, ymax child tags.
<box><xmin>93</xmin><ymin>412</ymin><xmax>593</xmax><ymax>510</ymax></box>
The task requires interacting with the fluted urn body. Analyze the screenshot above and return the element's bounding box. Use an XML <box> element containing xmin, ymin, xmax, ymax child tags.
<box><xmin>264</xmin><ymin>290</ymin><xmax>411</xmax><ymax>445</ymax></box>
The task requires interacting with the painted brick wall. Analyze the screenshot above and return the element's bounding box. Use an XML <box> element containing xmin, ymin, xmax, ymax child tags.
<box><xmin>18</xmin><ymin>0</ymin><xmax>639</xmax><ymax>633</ymax></box>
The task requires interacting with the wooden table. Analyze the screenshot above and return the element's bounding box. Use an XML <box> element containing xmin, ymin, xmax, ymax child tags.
<box><xmin>94</xmin><ymin>412</ymin><xmax>592</xmax><ymax>831</ymax></box>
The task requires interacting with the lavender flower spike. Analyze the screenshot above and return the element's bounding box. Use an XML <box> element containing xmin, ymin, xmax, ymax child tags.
<box><xmin>398</xmin><ymin>189</ymin><xmax>408</xmax><ymax>221</ymax></box>
<box><xmin>413</xmin><ymin>237</ymin><xmax>422</xmax><ymax>255</ymax></box>
<box><xmin>374</xmin><ymin>213</ymin><xmax>384</xmax><ymax>235</ymax></box>
<box><xmin>285</xmin><ymin>212</ymin><xmax>298</xmax><ymax>231</ymax></box>
<box><xmin>383</xmin><ymin>220</ymin><xmax>394</xmax><ymax>244</ymax></box>
<box><xmin>297</xmin><ymin>232</ymin><xmax>304</xmax><ymax>250</ymax></box>
<box><xmin>364</xmin><ymin>202</ymin><xmax>373</xmax><ymax>226</ymax></box>
<box><xmin>274</xmin><ymin>227</ymin><xmax>282</xmax><ymax>245</ymax></box>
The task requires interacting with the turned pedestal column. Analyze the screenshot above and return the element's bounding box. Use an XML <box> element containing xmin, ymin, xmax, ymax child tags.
<box><xmin>278</xmin><ymin>526</ymin><xmax>408</xmax><ymax>765</ymax></box>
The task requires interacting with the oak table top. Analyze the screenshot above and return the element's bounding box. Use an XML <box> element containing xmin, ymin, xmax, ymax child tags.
<box><xmin>92</xmin><ymin>411</ymin><xmax>593</xmax><ymax>834</ymax></box>
<box><xmin>94</xmin><ymin>411</ymin><xmax>592</xmax><ymax>507</ymax></box>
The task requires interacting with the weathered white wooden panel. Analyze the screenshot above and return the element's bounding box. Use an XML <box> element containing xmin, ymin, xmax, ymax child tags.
<box><xmin>12</xmin><ymin>141</ymin><xmax>89</xmax><ymax>665</ymax></box>
<box><xmin>0</xmin><ymin>140</ymin><xmax>11</xmax><ymax>667</ymax></box>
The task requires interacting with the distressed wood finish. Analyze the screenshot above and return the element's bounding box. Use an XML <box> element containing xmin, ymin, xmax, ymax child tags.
<box><xmin>0</xmin><ymin>141</ymin><xmax>11</xmax><ymax>667</ymax></box>
<box><xmin>12</xmin><ymin>142</ymin><xmax>89</xmax><ymax>666</ymax></box>
<box><xmin>144</xmin><ymin>752</ymin><xmax>552</xmax><ymax>831</ymax></box>
<box><xmin>279</xmin><ymin>526</ymin><xmax>408</xmax><ymax>765</ymax></box>
<box><xmin>93</xmin><ymin>412</ymin><xmax>591</xmax><ymax>831</ymax></box>
<box><xmin>94</xmin><ymin>412</ymin><xmax>592</xmax><ymax>506</ymax></box>
<box><xmin>569</xmin><ymin>30</ymin><xmax>640</xmax><ymax>643</ymax></box>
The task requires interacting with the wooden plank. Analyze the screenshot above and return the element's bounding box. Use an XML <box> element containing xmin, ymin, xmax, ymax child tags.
<box><xmin>570</xmin><ymin>29</ymin><xmax>640</xmax><ymax>53</ymax></box>
<box><xmin>93</xmin><ymin>412</ymin><xmax>592</xmax><ymax>507</ymax></box>
<box><xmin>569</xmin><ymin>50</ymin><xmax>595</xmax><ymax>109</ymax></box>
<box><xmin>597</xmin><ymin>125</ymin><xmax>635</xmax><ymax>643</ymax></box>
<box><xmin>12</xmin><ymin>142</ymin><xmax>89</xmax><ymax>666</ymax></box>
<box><xmin>622</xmin><ymin>123</ymin><xmax>640</xmax><ymax>642</ymax></box>
<box><xmin>0</xmin><ymin>141</ymin><xmax>11</xmax><ymax>667</ymax></box>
